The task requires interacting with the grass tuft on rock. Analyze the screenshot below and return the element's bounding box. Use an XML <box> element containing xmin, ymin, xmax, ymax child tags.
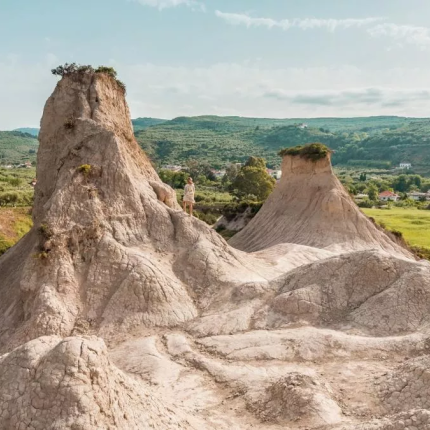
<box><xmin>279</xmin><ymin>143</ymin><xmax>331</xmax><ymax>162</ymax></box>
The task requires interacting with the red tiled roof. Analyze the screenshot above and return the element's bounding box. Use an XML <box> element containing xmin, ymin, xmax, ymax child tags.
<box><xmin>379</xmin><ymin>191</ymin><xmax>398</xmax><ymax>197</ymax></box>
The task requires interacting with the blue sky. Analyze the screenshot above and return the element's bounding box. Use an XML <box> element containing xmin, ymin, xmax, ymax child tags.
<box><xmin>1</xmin><ymin>0</ymin><xmax>430</xmax><ymax>128</ymax></box>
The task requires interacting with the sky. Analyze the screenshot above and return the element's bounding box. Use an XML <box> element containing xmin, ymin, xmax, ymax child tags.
<box><xmin>1</xmin><ymin>0</ymin><xmax>430</xmax><ymax>129</ymax></box>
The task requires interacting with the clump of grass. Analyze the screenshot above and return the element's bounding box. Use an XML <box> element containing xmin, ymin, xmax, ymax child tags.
<box><xmin>195</xmin><ymin>211</ymin><xmax>219</xmax><ymax>225</ymax></box>
<box><xmin>279</xmin><ymin>143</ymin><xmax>331</xmax><ymax>162</ymax></box>
<box><xmin>390</xmin><ymin>229</ymin><xmax>403</xmax><ymax>238</ymax></box>
<box><xmin>215</xmin><ymin>226</ymin><xmax>237</xmax><ymax>240</ymax></box>
<box><xmin>95</xmin><ymin>66</ymin><xmax>117</xmax><ymax>79</ymax></box>
<box><xmin>33</xmin><ymin>251</ymin><xmax>49</xmax><ymax>260</ymax></box>
<box><xmin>38</xmin><ymin>223</ymin><xmax>53</xmax><ymax>239</ymax></box>
<box><xmin>116</xmin><ymin>79</ymin><xmax>126</xmax><ymax>94</ymax></box>
<box><xmin>77</xmin><ymin>164</ymin><xmax>92</xmax><ymax>177</ymax></box>
<box><xmin>64</xmin><ymin>117</ymin><xmax>76</xmax><ymax>130</ymax></box>
<box><xmin>411</xmin><ymin>246</ymin><xmax>430</xmax><ymax>261</ymax></box>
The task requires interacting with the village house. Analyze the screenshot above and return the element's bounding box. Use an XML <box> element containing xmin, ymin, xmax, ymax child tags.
<box><xmin>407</xmin><ymin>192</ymin><xmax>430</xmax><ymax>201</ymax></box>
<box><xmin>162</xmin><ymin>165</ymin><xmax>182</xmax><ymax>172</ymax></box>
<box><xmin>266</xmin><ymin>169</ymin><xmax>282</xmax><ymax>180</ymax></box>
<box><xmin>355</xmin><ymin>193</ymin><xmax>369</xmax><ymax>201</ymax></box>
<box><xmin>399</xmin><ymin>163</ymin><xmax>412</xmax><ymax>169</ymax></box>
<box><xmin>378</xmin><ymin>191</ymin><xmax>400</xmax><ymax>202</ymax></box>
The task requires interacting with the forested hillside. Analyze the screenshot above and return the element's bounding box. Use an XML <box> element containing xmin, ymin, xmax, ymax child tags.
<box><xmin>4</xmin><ymin>115</ymin><xmax>430</xmax><ymax>175</ymax></box>
<box><xmin>135</xmin><ymin>115</ymin><xmax>430</xmax><ymax>174</ymax></box>
<box><xmin>0</xmin><ymin>131</ymin><xmax>38</xmax><ymax>165</ymax></box>
<box><xmin>132</xmin><ymin>117</ymin><xmax>167</xmax><ymax>131</ymax></box>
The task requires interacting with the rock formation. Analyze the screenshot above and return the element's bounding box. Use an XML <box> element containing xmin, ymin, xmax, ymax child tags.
<box><xmin>229</xmin><ymin>152</ymin><xmax>412</xmax><ymax>257</ymax></box>
<box><xmin>1</xmin><ymin>69</ymin><xmax>430</xmax><ymax>429</ymax></box>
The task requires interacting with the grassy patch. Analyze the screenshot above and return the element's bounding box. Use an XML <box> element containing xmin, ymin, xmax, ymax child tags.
<box><xmin>362</xmin><ymin>207</ymin><xmax>430</xmax><ymax>253</ymax></box>
<box><xmin>176</xmin><ymin>188</ymin><xmax>233</xmax><ymax>206</ymax></box>
<box><xmin>0</xmin><ymin>207</ymin><xmax>32</xmax><ymax>255</ymax></box>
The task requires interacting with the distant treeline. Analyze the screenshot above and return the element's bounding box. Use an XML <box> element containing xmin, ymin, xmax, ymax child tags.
<box><xmin>4</xmin><ymin>115</ymin><xmax>430</xmax><ymax>176</ymax></box>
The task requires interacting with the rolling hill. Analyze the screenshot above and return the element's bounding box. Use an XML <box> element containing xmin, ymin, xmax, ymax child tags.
<box><xmin>131</xmin><ymin>117</ymin><xmax>167</xmax><ymax>131</ymax></box>
<box><xmin>4</xmin><ymin>115</ymin><xmax>430</xmax><ymax>175</ymax></box>
<box><xmin>13</xmin><ymin>128</ymin><xmax>39</xmax><ymax>137</ymax></box>
<box><xmin>0</xmin><ymin>131</ymin><xmax>38</xmax><ymax>165</ymax></box>
<box><xmin>135</xmin><ymin>115</ymin><xmax>430</xmax><ymax>174</ymax></box>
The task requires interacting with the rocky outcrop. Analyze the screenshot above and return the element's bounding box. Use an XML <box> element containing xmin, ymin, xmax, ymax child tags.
<box><xmin>1</xmin><ymin>70</ymin><xmax>430</xmax><ymax>429</ymax></box>
<box><xmin>0</xmin><ymin>336</ymin><xmax>195</xmax><ymax>429</ymax></box>
<box><xmin>229</xmin><ymin>153</ymin><xmax>412</xmax><ymax>257</ymax></box>
<box><xmin>0</xmin><ymin>71</ymin><xmax>269</xmax><ymax>352</ymax></box>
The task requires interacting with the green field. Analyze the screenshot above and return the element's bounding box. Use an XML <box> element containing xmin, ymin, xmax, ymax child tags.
<box><xmin>362</xmin><ymin>208</ymin><xmax>430</xmax><ymax>250</ymax></box>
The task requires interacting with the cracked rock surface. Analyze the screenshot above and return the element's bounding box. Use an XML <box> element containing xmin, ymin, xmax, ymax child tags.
<box><xmin>1</xmin><ymin>71</ymin><xmax>430</xmax><ymax>429</ymax></box>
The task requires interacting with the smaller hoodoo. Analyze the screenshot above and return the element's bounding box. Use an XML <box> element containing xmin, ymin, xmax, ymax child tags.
<box><xmin>229</xmin><ymin>144</ymin><xmax>412</xmax><ymax>258</ymax></box>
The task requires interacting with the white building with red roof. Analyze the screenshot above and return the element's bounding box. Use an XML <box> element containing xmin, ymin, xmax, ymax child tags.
<box><xmin>378</xmin><ymin>191</ymin><xmax>400</xmax><ymax>202</ymax></box>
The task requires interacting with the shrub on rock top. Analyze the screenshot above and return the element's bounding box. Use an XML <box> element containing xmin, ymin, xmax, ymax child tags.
<box><xmin>279</xmin><ymin>143</ymin><xmax>331</xmax><ymax>162</ymax></box>
<box><xmin>51</xmin><ymin>63</ymin><xmax>126</xmax><ymax>94</ymax></box>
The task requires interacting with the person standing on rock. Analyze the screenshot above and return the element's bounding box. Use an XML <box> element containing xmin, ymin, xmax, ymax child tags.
<box><xmin>183</xmin><ymin>177</ymin><xmax>195</xmax><ymax>216</ymax></box>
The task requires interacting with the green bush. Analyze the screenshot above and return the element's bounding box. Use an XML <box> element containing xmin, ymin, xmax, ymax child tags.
<box><xmin>51</xmin><ymin>64</ymin><xmax>126</xmax><ymax>94</ymax></box>
<box><xmin>33</xmin><ymin>251</ymin><xmax>49</xmax><ymax>260</ymax></box>
<box><xmin>51</xmin><ymin>63</ymin><xmax>94</xmax><ymax>76</ymax></box>
<box><xmin>0</xmin><ymin>191</ymin><xmax>32</xmax><ymax>206</ymax></box>
<box><xmin>38</xmin><ymin>223</ymin><xmax>53</xmax><ymax>239</ymax></box>
<box><xmin>95</xmin><ymin>66</ymin><xmax>117</xmax><ymax>79</ymax></box>
<box><xmin>279</xmin><ymin>143</ymin><xmax>331</xmax><ymax>162</ymax></box>
<box><xmin>195</xmin><ymin>211</ymin><xmax>219</xmax><ymax>225</ymax></box>
<box><xmin>390</xmin><ymin>229</ymin><xmax>403</xmax><ymax>238</ymax></box>
<box><xmin>116</xmin><ymin>79</ymin><xmax>127</xmax><ymax>94</ymax></box>
<box><xmin>77</xmin><ymin>164</ymin><xmax>92</xmax><ymax>177</ymax></box>
<box><xmin>216</xmin><ymin>228</ymin><xmax>237</xmax><ymax>240</ymax></box>
<box><xmin>222</xmin><ymin>201</ymin><xmax>262</xmax><ymax>221</ymax></box>
<box><xmin>0</xmin><ymin>235</ymin><xmax>13</xmax><ymax>256</ymax></box>
<box><xmin>411</xmin><ymin>246</ymin><xmax>430</xmax><ymax>261</ymax></box>
<box><xmin>357</xmin><ymin>199</ymin><xmax>374</xmax><ymax>208</ymax></box>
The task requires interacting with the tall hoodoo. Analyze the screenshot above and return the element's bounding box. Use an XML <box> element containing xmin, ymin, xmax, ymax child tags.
<box><xmin>229</xmin><ymin>145</ymin><xmax>412</xmax><ymax>257</ymax></box>
<box><xmin>0</xmin><ymin>70</ymin><xmax>263</xmax><ymax>352</ymax></box>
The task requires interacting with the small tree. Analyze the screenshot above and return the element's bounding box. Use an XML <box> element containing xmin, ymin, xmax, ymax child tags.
<box><xmin>367</xmin><ymin>184</ymin><xmax>379</xmax><ymax>201</ymax></box>
<box><xmin>231</xmin><ymin>157</ymin><xmax>275</xmax><ymax>201</ymax></box>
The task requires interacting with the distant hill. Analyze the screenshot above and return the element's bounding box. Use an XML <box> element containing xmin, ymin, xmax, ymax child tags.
<box><xmin>9</xmin><ymin>118</ymin><xmax>167</xmax><ymax>138</ymax></box>
<box><xmin>131</xmin><ymin>117</ymin><xmax>167</xmax><ymax>131</ymax></box>
<box><xmin>5</xmin><ymin>115</ymin><xmax>430</xmax><ymax>175</ymax></box>
<box><xmin>0</xmin><ymin>131</ymin><xmax>38</xmax><ymax>165</ymax></box>
<box><xmin>135</xmin><ymin>115</ymin><xmax>430</xmax><ymax>174</ymax></box>
<box><xmin>14</xmin><ymin>128</ymin><xmax>39</xmax><ymax>137</ymax></box>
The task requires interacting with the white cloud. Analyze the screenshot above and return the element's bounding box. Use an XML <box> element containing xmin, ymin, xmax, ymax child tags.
<box><xmin>263</xmin><ymin>87</ymin><xmax>430</xmax><ymax>108</ymax></box>
<box><xmin>2</xmin><ymin>60</ymin><xmax>429</xmax><ymax>129</ymax></box>
<box><xmin>131</xmin><ymin>0</ymin><xmax>203</xmax><ymax>11</ymax></box>
<box><xmin>368</xmin><ymin>23</ymin><xmax>430</xmax><ymax>49</ymax></box>
<box><xmin>116</xmin><ymin>62</ymin><xmax>430</xmax><ymax>120</ymax></box>
<box><xmin>215</xmin><ymin>11</ymin><xmax>385</xmax><ymax>32</ymax></box>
